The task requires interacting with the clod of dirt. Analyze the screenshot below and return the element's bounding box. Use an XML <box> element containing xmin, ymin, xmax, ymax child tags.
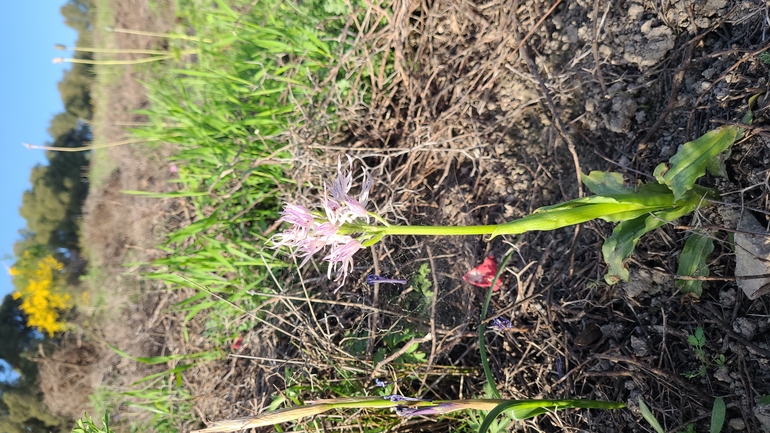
<box><xmin>604</xmin><ymin>92</ymin><xmax>638</xmax><ymax>133</ymax></box>
<box><xmin>714</xmin><ymin>367</ymin><xmax>732</xmax><ymax>383</ymax></box>
<box><xmin>623</xmin><ymin>20</ymin><xmax>675</xmax><ymax>68</ymax></box>
<box><xmin>622</xmin><ymin>268</ymin><xmax>669</xmax><ymax>299</ymax></box>
<box><xmin>729</xmin><ymin>418</ymin><xmax>747</xmax><ymax>431</ymax></box>
<box><xmin>630</xmin><ymin>335</ymin><xmax>649</xmax><ymax>357</ymax></box>
<box><xmin>719</xmin><ymin>288</ymin><xmax>737</xmax><ymax>307</ymax></box>
<box><xmin>600</xmin><ymin>322</ymin><xmax>625</xmax><ymax>340</ymax></box>
<box><xmin>663</xmin><ymin>0</ymin><xmax>728</xmax><ymax>32</ymax></box>
<box><xmin>734</xmin><ymin>212</ymin><xmax>770</xmax><ymax>299</ymax></box>
<box><xmin>755</xmin><ymin>403</ymin><xmax>770</xmax><ymax>433</ymax></box>
<box><xmin>734</xmin><ymin>317</ymin><xmax>759</xmax><ymax>339</ymax></box>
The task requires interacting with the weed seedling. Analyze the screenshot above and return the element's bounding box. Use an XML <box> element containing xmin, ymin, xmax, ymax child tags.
<box><xmin>410</xmin><ymin>263</ymin><xmax>434</xmax><ymax>310</ymax></box>
<box><xmin>684</xmin><ymin>327</ymin><xmax>726</xmax><ymax>379</ymax></box>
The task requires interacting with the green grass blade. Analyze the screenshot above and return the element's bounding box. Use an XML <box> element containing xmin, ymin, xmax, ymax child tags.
<box><xmin>638</xmin><ymin>398</ymin><xmax>665</xmax><ymax>433</ymax></box>
<box><xmin>132</xmin><ymin>363</ymin><xmax>197</xmax><ymax>385</ymax></box>
<box><xmin>676</xmin><ymin>233</ymin><xmax>715</xmax><ymax>297</ymax></box>
<box><xmin>121</xmin><ymin>190</ymin><xmax>210</xmax><ymax>198</ymax></box>
<box><xmin>108</xmin><ymin>344</ymin><xmax>221</xmax><ymax>365</ymax></box>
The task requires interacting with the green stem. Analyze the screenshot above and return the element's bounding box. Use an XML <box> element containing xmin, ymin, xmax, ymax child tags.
<box><xmin>107</xmin><ymin>26</ymin><xmax>212</xmax><ymax>43</ymax></box>
<box><xmin>479</xmin><ymin>249</ymin><xmax>515</xmax><ymax>400</ymax></box>
<box><xmin>56</xmin><ymin>45</ymin><xmax>175</xmax><ymax>55</ymax></box>
<box><xmin>377</xmin><ymin>224</ymin><xmax>498</xmax><ymax>236</ymax></box>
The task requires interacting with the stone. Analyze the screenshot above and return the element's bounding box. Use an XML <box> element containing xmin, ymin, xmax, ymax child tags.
<box><xmin>755</xmin><ymin>403</ymin><xmax>770</xmax><ymax>433</ymax></box>
<box><xmin>734</xmin><ymin>212</ymin><xmax>770</xmax><ymax>299</ymax></box>
<box><xmin>729</xmin><ymin>418</ymin><xmax>746</xmax><ymax>431</ymax></box>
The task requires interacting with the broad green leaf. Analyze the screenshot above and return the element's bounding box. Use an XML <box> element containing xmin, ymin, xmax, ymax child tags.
<box><xmin>603</xmin><ymin>196</ymin><xmax>698</xmax><ymax>284</ymax></box>
<box><xmin>676</xmin><ymin>233</ymin><xmax>715</xmax><ymax>297</ymax></box>
<box><xmin>581</xmin><ymin>171</ymin><xmax>630</xmax><ymax>195</ymax></box>
<box><xmin>706</xmin><ymin>150</ymin><xmax>730</xmax><ymax>178</ymax></box>
<box><xmin>653</xmin><ymin>126</ymin><xmax>741</xmax><ymax>202</ymax></box>
<box><xmin>710</xmin><ymin>397</ymin><xmax>726</xmax><ymax>433</ymax></box>
<box><xmin>758</xmin><ymin>395</ymin><xmax>770</xmax><ymax>405</ymax></box>
<box><xmin>638</xmin><ymin>398</ymin><xmax>665</xmax><ymax>433</ymax></box>
<box><xmin>706</xmin><ymin>94</ymin><xmax>759</xmax><ymax>179</ymax></box>
<box><xmin>491</xmin><ymin>191</ymin><xmax>678</xmax><ymax>238</ymax></box>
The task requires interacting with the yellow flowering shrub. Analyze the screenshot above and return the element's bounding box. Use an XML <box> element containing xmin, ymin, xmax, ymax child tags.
<box><xmin>10</xmin><ymin>252</ymin><xmax>71</xmax><ymax>336</ymax></box>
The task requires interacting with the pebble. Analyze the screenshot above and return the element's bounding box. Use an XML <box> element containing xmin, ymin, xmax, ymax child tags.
<box><xmin>729</xmin><ymin>418</ymin><xmax>746</xmax><ymax>431</ymax></box>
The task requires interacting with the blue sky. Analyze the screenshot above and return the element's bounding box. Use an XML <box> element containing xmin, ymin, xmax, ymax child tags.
<box><xmin>0</xmin><ymin>2</ymin><xmax>78</xmax><ymax>299</ymax></box>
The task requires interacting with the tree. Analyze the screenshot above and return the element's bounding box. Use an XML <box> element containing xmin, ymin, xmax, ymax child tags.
<box><xmin>0</xmin><ymin>389</ymin><xmax>61</xmax><ymax>433</ymax></box>
<box><xmin>19</xmin><ymin>125</ymin><xmax>90</xmax><ymax>251</ymax></box>
<box><xmin>0</xmin><ymin>295</ymin><xmax>37</xmax><ymax>382</ymax></box>
<box><xmin>57</xmin><ymin>63</ymin><xmax>93</xmax><ymax>121</ymax></box>
<box><xmin>47</xmin><ymin>112</ymin><xmax>80</xmax><ymax>139</ymax></box>
<box><xmin>60</xmin><ymin>0</ymin><xmax>94</xmax><ymax>34</ymax></box>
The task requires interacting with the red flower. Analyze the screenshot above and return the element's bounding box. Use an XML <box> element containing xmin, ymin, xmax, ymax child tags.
<box><xmin>232</xmin><ymin>337</ymin><xmax>243</xmax><ymax>350</ymax></box>
<box><xmin>463</xmin><ymin>256</ymin><xmax>503</xmax><ymax>291</ymax></box>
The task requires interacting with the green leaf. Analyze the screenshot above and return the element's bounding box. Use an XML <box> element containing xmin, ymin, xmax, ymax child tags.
<box><xmin>638</xmin><ymin>398</ymin><xmax>666</xmax><ymax>433</ymax></box>
<box><xmin>705</xmin><ymin>150</ymin><xmax>730</xmax><ymax>178</ymax></box>
<box><xmin>695</xmin><ymin>327</ymin><xmax>705</xmax><ymax>345</ymax></box>
<box><xmin>492</xmin><ymin>191</ymin><xmax>677</xmax><ymax>238</ymax></box>
<box><xmin>108</xmin><ymin>344</ymin><xmax>221</xmax><ymax>364</ymax></box>
<box><xmin>676</xmin><ymin>234</ymin><xmax>715</xmax><ymax>297</ymax></box>
<box><xmin>758</xmin><ymin>395</ymin><xmax>770</xmax><ymax>405</ymax></box>
<box><xmin>653</xmin><ymin>126</ymin><xmax>741</xmax><ymax>202</ymax></box>
<box><xmin>479</xmin><ymin>399</ymin><xmax>626</xmax><ymax>433</ymax></box>
<box><xmin>742</xmin><ymin>93</ymin><xmax>760</xmax><ymax>125</ymax></box>
<box><xmin>581</xmin><ymin>171</ymin><xmax>630</xmax><ymax>195</ymax></box>
<box><xmin>603</xmin><ymin>196</ymin><xmax>698</xmax><ymax>284</ymax></box>
<box><xmin>688</xmin><ymin>333</ymin><xmax>699</xmax><ymax>347</ymax></box>
<box><xmin>710</xmin><ymin>397</ymin><xmax>725</xmax><ymax>433</ymax></box>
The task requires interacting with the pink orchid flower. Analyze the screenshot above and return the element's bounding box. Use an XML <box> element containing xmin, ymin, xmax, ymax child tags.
<box><xmin>272</xmin><ymin>156</ymin><xmax>373</xmax><ymax>290</ymax></box>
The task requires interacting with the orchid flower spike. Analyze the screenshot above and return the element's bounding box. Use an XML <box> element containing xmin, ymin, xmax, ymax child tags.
<box><xmin>272</xmin><ymin>156</ymin><xmax>376</xmax><ymax>290</ymax></box>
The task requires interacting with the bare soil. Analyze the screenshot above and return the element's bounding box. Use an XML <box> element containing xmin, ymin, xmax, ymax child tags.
<box><xmin>43</xmin><ymin>0</ymin><xmax>770</xmax><ymax>432</ymax></box>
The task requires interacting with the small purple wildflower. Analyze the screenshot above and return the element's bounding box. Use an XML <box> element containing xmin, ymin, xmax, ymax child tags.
<box><xmin>491</xmin><ymin>316</ymin><xmax>513</xmax><ymax>331</ymax></box>
<box><xmin>375</xmin><ymin>378</ymin><xmax>387</xmax><ymax>387</ymax></box>
<box><xmin>366</xmin><ymin>274</ymin><xmax>407</xmax><ymax>285</ymax></box>
<box><xmin>384</xmin><ymin>395</ymin><xmax>426</xmax><ymax>403</ymax></box>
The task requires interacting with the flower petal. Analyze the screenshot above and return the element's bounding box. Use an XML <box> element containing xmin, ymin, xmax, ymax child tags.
<box><xmin>462</xmin><ymin>256</ymin><xmax>503</xmax><ymax>291</ymax></box>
